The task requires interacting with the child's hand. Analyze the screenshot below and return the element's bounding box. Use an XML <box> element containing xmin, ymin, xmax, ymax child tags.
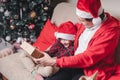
<box><xmin>0</xmin><ymin>48</ymin><xmax>14</xmax><ymax>58</ymax></box>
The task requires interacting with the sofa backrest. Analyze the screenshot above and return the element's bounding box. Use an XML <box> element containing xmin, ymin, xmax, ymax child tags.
<box><xmin>51</xmin><ymin>2</ymin><xmax>78</xmax><ymax>26</ymax></box>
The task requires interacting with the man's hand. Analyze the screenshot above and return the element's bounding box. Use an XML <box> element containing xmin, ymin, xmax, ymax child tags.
<box><xmin>33</xmin><ymin>51</ymin><xmax>56</xmax><ymax>66</ymax></box>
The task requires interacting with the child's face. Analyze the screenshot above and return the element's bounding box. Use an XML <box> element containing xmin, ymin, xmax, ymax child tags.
<box><xmin>60</xmin><ymin>39</ymin><xmax>73</xmax><ymax>48</ymax></box>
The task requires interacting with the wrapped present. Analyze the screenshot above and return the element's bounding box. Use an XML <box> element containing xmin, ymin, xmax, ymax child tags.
<box><xmin>20</xmin><ymin>41</ymin><xmax>44</xmax><ymax>59</ymax></box>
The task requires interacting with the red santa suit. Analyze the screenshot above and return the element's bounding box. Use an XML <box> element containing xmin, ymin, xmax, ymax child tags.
<box><xmin>56</xmin><ymin>13</ymin><xmax>120</xmax><ymax>80</ymax></box>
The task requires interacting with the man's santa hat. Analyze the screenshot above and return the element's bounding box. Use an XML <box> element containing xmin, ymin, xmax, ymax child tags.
<box><xmin>55</xmin><ymin>21</ymin><xmax>77</xmax><ymax>40</ymax></box>
<box><xmin>76</xmin><ymin>0</ymin><xmax>104</xmax><ymax>25</ymax></box>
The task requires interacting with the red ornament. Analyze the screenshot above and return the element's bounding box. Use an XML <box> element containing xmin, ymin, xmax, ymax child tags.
<box><xmin>28</xmin><ymin>23</ymin><xmax>35</xmax><ymax>29</ymax></box>
<box><xmin>10</xmin><ymin>17</ymin><xmax>13</xmax><ymax>24</ymax></box>
<box><xmin>0</xmin><ymin>0</ymin><xmax>7</xmax><ymax>3</ymax></box>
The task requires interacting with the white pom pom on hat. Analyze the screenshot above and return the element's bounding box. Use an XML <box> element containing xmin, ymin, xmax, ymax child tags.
<box><xmin>76</xmin><ymin>0</ymin><xmax>104</xmax><ymax>25</ymax></box>
<box><xmin>55</xmin><ymin>21</ymin><xmax>77</xmax><ymax>40</ymax></box>
<box><xmin>92</xmin><ymin>17</ymin><xmax>102</xmax><ymax>26</ymax></box>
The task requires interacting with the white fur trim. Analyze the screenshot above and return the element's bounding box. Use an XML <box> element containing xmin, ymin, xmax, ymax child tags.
<box><xmin>92</xmin><ymin>17</ymin><xmax>102</xmax><ymax>26</ymax></box>
<box><xmin>76</xmin><ymin>6</ymin><xmax>103</xmax><ymax>18</ymax></box>
<box><xmin>76</xmin><ymin>7</ymin><xmax>92</xmax><ymax>18</ymax></box>
<box><xmin>55</xmin><ymin>33</ymin><xmax>75</xmax><ymax>40</ymax></box>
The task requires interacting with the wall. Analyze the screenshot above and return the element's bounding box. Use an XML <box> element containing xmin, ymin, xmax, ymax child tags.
<box><xmin>67</xmin><ymin>0</ymin><xmax>120</xmax><ymax>20</ymax></box>
<box><xmin>101</xmin><ymin>0</ymin><xmax>120</xmax><ymax>20</ymax></box>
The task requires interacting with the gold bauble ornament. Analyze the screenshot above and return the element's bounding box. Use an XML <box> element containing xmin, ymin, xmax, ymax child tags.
<box><xmin>30</xmin><ymin>11</ymin><xmax>36</xmax><ymax>19</ymax></box>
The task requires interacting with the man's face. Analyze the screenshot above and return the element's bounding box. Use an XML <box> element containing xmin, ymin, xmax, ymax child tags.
<box><xmin>78</xmin><ymin>16</ymin><xmax>94</xmax><ymax>28</ymax></box>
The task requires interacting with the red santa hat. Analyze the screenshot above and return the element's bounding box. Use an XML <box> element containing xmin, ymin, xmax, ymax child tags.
<box><xmin>55</xmin><ymin>21</ymin><xmax>77</xmax><ymax>40</ymax></box>
<box><xmin>76</xmin><ymin>0</ymin><xmax>104</xmax><ymax>25</ymax></box>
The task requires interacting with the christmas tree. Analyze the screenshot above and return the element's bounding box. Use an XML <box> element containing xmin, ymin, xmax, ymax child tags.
<box><xmin>0</xmin><ymin>0</ymin><xmax>52</xmax><ymax>44</ymax></box>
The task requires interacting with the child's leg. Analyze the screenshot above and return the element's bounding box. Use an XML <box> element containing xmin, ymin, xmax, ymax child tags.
<box><xmin>19</xmin><ymin>50</ymin><xmax>35</xmax><ymax>72</ymax></box>
<box><xmin>36</xmin><ymin>66</ymin><xmax>55</xmax><ymax>77</ymax></box>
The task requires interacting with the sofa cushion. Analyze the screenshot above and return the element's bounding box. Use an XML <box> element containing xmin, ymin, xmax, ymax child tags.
<box><xmin>33</xmin><ymin>19</ymin><xmax>58</xmax><ymax>51</ymax></box>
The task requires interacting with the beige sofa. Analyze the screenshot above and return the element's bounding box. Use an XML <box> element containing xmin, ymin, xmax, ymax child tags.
<box><xmin>0</xmin><ymin>2</ymin><xmax>78</xmax><ymax>80</ymax></box>
<box><xmin>0</xmin><ymin>2</ymin><xmax>120</xmax><ymax>80</ymax></box>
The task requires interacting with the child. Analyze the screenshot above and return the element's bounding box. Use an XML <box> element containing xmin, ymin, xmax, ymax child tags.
<box><xmin>19</xmin><ymin>21</ymin><xmax>77</xmax><ymax>79</ymax></box>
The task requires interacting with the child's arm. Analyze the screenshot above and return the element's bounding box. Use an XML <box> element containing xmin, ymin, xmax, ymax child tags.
<box><xmin>46</xmin><ymin>44</ymin><xmax>59</xmax><ymax>57</ymax></box>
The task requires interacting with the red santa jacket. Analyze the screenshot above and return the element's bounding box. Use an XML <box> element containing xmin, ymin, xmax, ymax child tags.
<box><xmin>56</xmin><ymin>13</ymin><xmax>120</xmax><ymax>80</ymax></box>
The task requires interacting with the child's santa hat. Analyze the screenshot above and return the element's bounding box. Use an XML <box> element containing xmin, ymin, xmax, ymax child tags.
<box><xmin>55</xmin><ymin>21</ymin><xmax>77</xmax><ymax>40</ymax></box>
<box><xmin>76</xmin><ymin>0</ymin><xmax>104</xmax><ymax>25</ymax></box>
